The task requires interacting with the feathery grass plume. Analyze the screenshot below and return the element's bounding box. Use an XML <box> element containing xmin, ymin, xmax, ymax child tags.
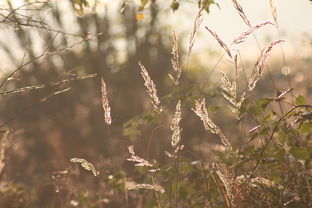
<box><xmin>216</xmin><ymin>170</ymin><xmax>235</xmax><ymax>206</ymax></box>
<box><xmin>127</xmin><ymin>145</ymin><xmax>153</xmax><ymax>167</ymax></box>
<box><xmin>205</xmin><ymin>27</ymin><xmax>232</xmax><ymax>58</ymax></box>
<box><xmin>251</xmin><ymin>177</ymin><xmax>283</xmax><ymax>189</ymax></box>
<box><xmin>169</xmin><ymin>31</ymin><xmax>181</xmax><ymax>85</ymax></box>
<box><xmin>236</xmin><ymin>175</ymin><xmax>284</xmax><ymax>189</ymax></box>
<box><xmin>220</xmin><ymin>71</ymin><xmax>245</xmax><ymax>119</ymax></box>
<box><xmin>188</xmin><ymin>6</ymin><xmax>204</xmax><ymax>60</ymax></box>
<box><xmin>232</xmin><ymin>21</ymin><xmax>275</xmax><ymax>45</ymax></box>
<box><xmin>248</xmin><ymin>40</ymin><xmax>285</xmax><ymax>91</ymax></box>
<box><xmin>192</xmin><ymin>98</ymin><xmax>232</xmax><ymax>149</ymax></box>
<box><xmin>170</xmin><ymin>100</ymin><xmax>182</xmax><ymax>148</ymax></box>
<box><xmin>138</xmin><ymin>62</ymin><xmax>163</xmax><ymax>112</ymax></box>
<box><xmin>128</xmin><ymin>183</ymin><xmax>165</xmax><ymax>193</ymax></box>
<box><xmin>268</xmin><ymin>0</ymin><xmax>277</xmax><ymax>23</ymax></box>
<box><xmin>101</xmin><ymin>78</ymin><xmax>112</xmax><ymax>125</ymax></box>
<box><xmin>165</xmin><ymin>100</ymin><xmax>184</xmax><ymax>158</ymax></box>
<box><xmin>231</xmin><ymin>0</ymin><xmax>252</xmax><ymax>28</ymax></box>
<box><xmin>70</xmin><ymin>158</ymin><xmax>99</xmax><ymax>176</ymax></box>
<box><xmin>0</xmin><ymin>131</ymin><xmax>9</xmax><ymax>175</ymax></box>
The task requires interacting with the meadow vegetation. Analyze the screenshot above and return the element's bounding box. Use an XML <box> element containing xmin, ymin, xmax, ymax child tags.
<box><xmin>0</xmin><ymin>0</ymin><xmax>311</xmax><ymax>207</ymax></box>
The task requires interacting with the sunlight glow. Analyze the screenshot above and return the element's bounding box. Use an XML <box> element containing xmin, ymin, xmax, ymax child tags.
<box><xmin>99</xmin><ymin>0</ymin><xmax>110</xmax><ymax>4</ymax></box>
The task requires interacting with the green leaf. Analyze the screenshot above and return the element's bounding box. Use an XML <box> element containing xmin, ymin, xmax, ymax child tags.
<box><xmin>198</xmin><ymin>0</ymin><xmax>216</xmax><ymax>13</ymax></box>
<box><xmin>171</xmin><ymin>2</ymin><xmax>179</xmax><ymax>11</ymax></box>
<box><xmin>141</xmin><ymin>0</ymin><xmax>148</xmax><ymax>5</ymax></box>
<box><xmin>278</xmin><ymin>131</ymin><xmax>286</xmax><ymax>144</ymax></box>
<box><xmin>256</xmin><ymin>97</ymin><xmax>273</xmax><ymax>111</ymax></box>
<box><xmin>290</xmin><ymin>147</ymin><xmax>309</xmax><ymax>160</ymax></box>
<box><xmin>249</xmin><ymin>105</ymin><xmax>262</xmax><ymax>117</ymax></box>
<box><xmin>295</xmin><ymin>95</ymin><xmax>305</xmax><ymax>105</ymax></box>
<box><xmin>299</xmin><ymin>122</ymin><xmax>312</xmax><ymax>134</ymax></box>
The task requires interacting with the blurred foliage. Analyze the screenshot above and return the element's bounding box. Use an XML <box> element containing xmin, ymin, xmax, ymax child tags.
<box><xmin>72</xmin><ymin>0</ymin><xmax>219</xmax><ymax>15</ymax></box>
<box><xmin>0</xmin><ymin>0</ymin><xmax>312</xmax><ymax>207</ymax></box>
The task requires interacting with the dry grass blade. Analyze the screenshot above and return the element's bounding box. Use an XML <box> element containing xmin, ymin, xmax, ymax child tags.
<box><xmin>138</xmin><ymin>62</ymin><xmax>163</xmax><ymax>112</ymax></box>
<box><xmin>220</xmin><ymin>71</ymin><xmax>245</xmax><ymax>119</ymax></box>
<box><xmin>188</xmin><ymin>7</ymin><xmax>204</xmax><ymax>61</ymax></box>
<box><xmin>248</xmin><ymin>40</ymin><xmax>285</xmax><ymax>91</ymax></box>
<box><xmin>170</xmin><ymin>100</ymin><xmax>182</xmax><ymax>148</ymax></box>
<box><xmin>70</xmin><ymin>158</ymin><xmax>99</xmax><ymax>176</ymax></box>
<box><xmin>0</xmin><ymin>74</ymin><xmax>97</xmax><ymax>96</ymax></box>
<box><xmin>268</xmin><ymin>0</ymin><xmax>277</xmax><ymax>23</ymax></box>
<box><xmin>192</xmin><ymin>98</ymin><xmax>232</xmax><ymax>149</ymax></box>
<box><xmin>127</xmin><ymin>145</ymin><xmax>153</xmax><ymax>167</ymax></box>
<box><xmin>169</xmin><ymin>31</ymin><xmax>181</xmax><ymax>85</ymax></box>
<box><xmin>251</xmin><ymin>177</ymin><xmax>283</xmax><ymax>189</ymax></box>
<box><xmin>101</xmin><ymin>78</ymin><xmax>112</xmax><ymax>125</ymax></box>
<box><xmin>216</xmin><ymin>170</ymin><xmax>235</xmax><ymax>206</ymax></box>
<box><xmin>232</xmin><ymin>21</ymin><xmax>275</xmax><ymax>45</ymax></box>
<box><xmin>231</xmin><ymin>0</ymin><xmax>252</xmax><ymax>28</ymax></box>
<box><xmin>0</xmin><ymin>131</ymin><xmax>10</xmax><ymax>175</ymax></box>
<box><xmin>128</xmin><ymin>183</ymin><xmax>165</xmax><ymax>193</ymax></box>
<box><xmin>220</xmin><ymin>71</ymin><xmax>237</xmax><ymax>105</ymax></box>
<box><xmin>205</xmin><ymin>26</ymin><xmax>232</xmax><ymax>58</ymax></box>
<box><xmin>236</xmin><ymin>175</ymin><xmax>284</xmax><ymax>189</ymax></box>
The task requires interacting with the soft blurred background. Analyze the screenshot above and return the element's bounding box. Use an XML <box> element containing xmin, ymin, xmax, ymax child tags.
<box><xmin>0</xmin><ymin>0</ymin><xmax>311</xmax><ymax>207</ymax></box>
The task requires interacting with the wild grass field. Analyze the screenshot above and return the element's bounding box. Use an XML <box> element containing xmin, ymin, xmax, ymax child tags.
<box><xmin>0</xmin><ymin>0</ymin><xmax>311</xmax><ymax>207</ymax></box>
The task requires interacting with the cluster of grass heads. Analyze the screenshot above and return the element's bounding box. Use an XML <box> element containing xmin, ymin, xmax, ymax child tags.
<box><xmin>0</xmin><ymin>0</ymin><xmax>311</xmax><ymax>207</ymax></box>
<box><xmin>112</xmin><ymin>1</ymin><xmax>312</xmax><ymax>207</ymax></box>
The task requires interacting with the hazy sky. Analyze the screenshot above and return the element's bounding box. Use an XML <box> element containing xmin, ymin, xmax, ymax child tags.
<box><xmin>166</xmin><ymin>0</ymin><xmax>312</xmax><ymax>57</ymax></box>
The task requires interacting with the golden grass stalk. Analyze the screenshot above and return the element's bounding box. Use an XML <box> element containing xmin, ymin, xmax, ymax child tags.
<box><xmin>216</xmin><ymin>170</ymin><xmax>235</xmax><ymax>206</ymax></box>
<box><xmin>268</xmin><ymin>0</ymin><xmax>277</xmax><ymax>23</ymax></box>
<box><xmin>205</xmin><ymin>26</ymin><xmax>232</xmax><ymax>58</ymax></box>
<box><xmin>251</xmin><ymin>177</ymin><xmax>283</xmax><ymax>189</ymax></box>
<box><xmin>165</xmin><ymin>100</ymin><xmax>184</xmax><ymax>158</ymax></box>
<box><xmin>127</xmin><ymin>145</ymin><xmax>153</xmax><ymax>167</ymax></box>
<box><xmin>236</xmin><ymin>175</ymin><xmax>284</xmax><ymax>189</ymax></box>
<box><xmin>232</xmin><ymin>21</ymin><xmax>275</xmax><ymax>45</ymax></box>
<box><xmin>169</xmin><ymin>31</ymin><xmax>181</xmax><ymax>85</ymax></box>
<box><xmin>248</xmin><ymin>40</ymin><xmax>285</xmax><ymax>91</ymax></box>
<box><xmin>192</xmin><ymin>98</ymin><xmax>232</xmax><ymax>150</ymax></box>
<box><xmin>0</xmin><ymin>131</ymin><xmax>9</xmax><ymax>175</ymax></box>
<box><xmin>70</xmin><ymin>158</ymin><xmax>99</xmax><ymax>176</ymax></box>
<box><xmin>138</xmin><ymin>62</ymin><xmax>163</xmax><ymax>112</ymax></box>
<box><xmin>220</xmin><ymin>71</ymin><xmax>237</xmax><ymax>104</ymax></box>
<box><xmin>128</xmin><ymin>183</ymin><xmax>165</xmax><ymax>193</ymax></box>
<box><xmin>101</xmin><ymin>78</ymin><xmax>112</xmax><ymax>125</ymax></box>
<box><xmin>220</xmin><ymin>71</ymin><xmax>245</xmax><ymax>119</ymax></box>
<box><xmin>231</xmin><ymin>0</ymin><xmax>252</xmax><ymax>28</ymax></box>
<box><xmin>188</xmin><ymin>7</ymin><xmax>204</xmax><ymax>60</ymax></box>
<box><xmin>170</xmin><ymin>100</ymin><xmax>182</xmax><ymax>148</ymax></box>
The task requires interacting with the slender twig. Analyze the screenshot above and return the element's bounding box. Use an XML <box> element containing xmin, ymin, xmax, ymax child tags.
<box><xmin>0</xmin><ymin>33</ymin><xmax>91</xmax><ymax>90</ymax></box>
<box><xmin>0</xmin><ymin>74</ymin><xmax>97</xmax><ymax>96</ymax></box>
